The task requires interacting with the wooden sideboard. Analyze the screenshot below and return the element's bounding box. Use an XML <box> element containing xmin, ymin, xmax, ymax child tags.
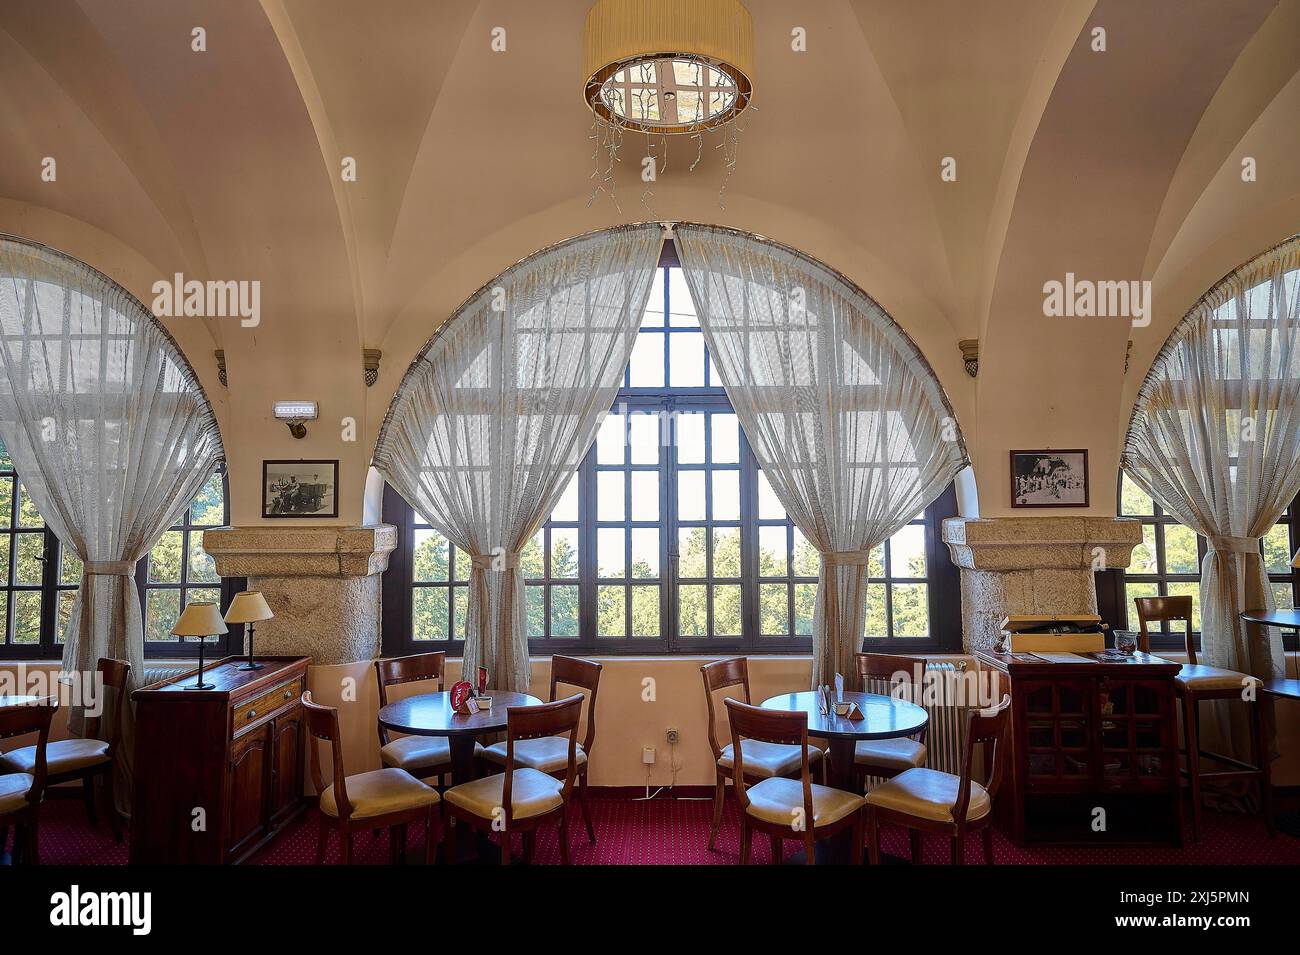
<box><xmin>131</xmin><ymin>655</ymin><xmax>311</xmax><ymax>864</ymax></box>
<box><xmin>976</xmin><ymin>649</ymin><xmax>1183</xmax><ymax>847</ymax></box>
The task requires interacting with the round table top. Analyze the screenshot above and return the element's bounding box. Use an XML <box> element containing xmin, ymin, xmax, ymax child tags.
<box><xmin>378</xmin><ymin>690</ymin><xmax>542</xmax><ymax>736</ymax></box>
<box><xmin>761</xmin><ymin>691</ymin><xmax>928</xmax><ymax>740</ymax></box>
<box><xmin>0</xmin><ymin>695</ymin><xmax>42</xmax><ymax>709</ymax></box>
<box><xmin>1241</xmin><ymin>608</ymin><xmax>1300</xmax><ymax>629</ymax></box>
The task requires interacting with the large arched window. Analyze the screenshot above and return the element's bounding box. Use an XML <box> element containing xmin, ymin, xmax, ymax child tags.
<box><xmin>381</xmin><ymin>249</ymin><xmax>962</xmax><ymax>655</ymax></box>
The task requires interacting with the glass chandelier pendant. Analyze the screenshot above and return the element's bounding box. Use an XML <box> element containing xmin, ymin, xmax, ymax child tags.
<box><xmin>583</xmin><ymin>0</ymin><xmax>754</xmax><ymax>210</ymax></box>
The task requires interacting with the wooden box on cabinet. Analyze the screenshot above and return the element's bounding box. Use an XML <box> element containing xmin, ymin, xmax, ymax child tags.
<box><xmin>131</xmin><ymin>656</ymin><xmax>311</xmax><ymax>864</ymax></box>
<box><xmin>976</xmin><ymin>649</ymin><xmax>1182</xmax><ymax>847</ymax></box>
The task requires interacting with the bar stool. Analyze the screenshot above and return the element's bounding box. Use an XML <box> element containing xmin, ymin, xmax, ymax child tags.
<box><xmin>1135</xmin><ymin>595</ymin><xmax>1273</xmax><ymax>842</ymax></box>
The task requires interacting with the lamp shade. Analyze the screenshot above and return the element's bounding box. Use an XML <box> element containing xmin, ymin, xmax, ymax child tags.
<box><xmin>225</xmin><ymin>590</ymin><xmax>274</xmax><ymax>624</ymax></box>
<box><xmin>170</xmin><ymin>602</ymin><xmax>228</xmax><ymax>637</ymax></box>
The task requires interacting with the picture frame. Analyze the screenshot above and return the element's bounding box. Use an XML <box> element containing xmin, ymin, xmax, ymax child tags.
<box><xmin>1009</xmin><ymin>449</ymin><xmax>1089</xmax><ymax>508</ymax></box>
<box><xmin>262</xmin><ymin>459</ymin><xmax>339</xmax><ymax>519</ymax></box>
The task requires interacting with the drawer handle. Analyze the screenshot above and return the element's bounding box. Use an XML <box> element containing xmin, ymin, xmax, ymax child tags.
<box><xmin>283</xmin><ymin>690</ymin><xmax>292</xmax><ymax>699</ymax></box>
<box><xmin>247</xmin><ymin>709</ymin><xmax>257</xmax><ymax>720</ymax></box>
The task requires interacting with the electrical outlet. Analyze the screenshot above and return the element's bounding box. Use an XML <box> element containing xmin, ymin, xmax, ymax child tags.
<box><xmin>666</xmin><ymin>727</ymin><xmax>680</xmax><ymax>745</ymax></box>
<box><xmin>642</xmin><ymin>746</ymin><xmax>656</xmax><ymax>764</ymax></box>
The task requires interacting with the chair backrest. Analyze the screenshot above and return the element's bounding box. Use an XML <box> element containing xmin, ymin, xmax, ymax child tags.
<box><xmin>955</xmin><ymin>695</ymin><xmax>1011</xmax><ymax>825</ymax></box>
<box><xmin>700</xmin><ymin>657</ymin><xmax>750</xmax><ymax>760</ymax></box>
<box><xmin>724</xmin><ymin>698</ymin><xmax>813</xmax><ymax>818</ymax></box>
<box><xmin>85</xmin><ymin>657</ymin><xmax>130</xmax><ymax>754</ymax></box>
<box><xmin>500</xmin><ymin>694</ymin><xmax>584</xmax><ymax>824</ymax></box>
<box><xmin>374</xmin><ymin>651</ymin><xmax>445</xmax><ymax>746</ymax></box>
<box><xmin>0</xmin><ymin>698</ymin><xmax>57</xmax><ymax>812</ymax></box>
<box><xmin>549</xmin><ymin>655</ymin><xmax>601</xmax><ymax>755</ymax></box>
<box><xmin>1134</xmin><ymin>595</ymin><xmax>1195</xmax><ymax>662</ymax></box>
<box><xmin>301</xmin><ymin>691</ymin><xmax>353</xmax><ymax>820</ymax></box>
<box><xmin>856</xmin><ymin>652</ymin><xmax>926</xmax><ymax>699</ymax></box>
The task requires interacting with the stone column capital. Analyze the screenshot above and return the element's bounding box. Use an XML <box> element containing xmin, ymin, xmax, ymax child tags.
<box><xmin>203</xmin><ymin>524</ymin><xmax>398</xmax><ymax>578</ymax></box>
<box><xmin>941</xmin><ymin>516</ymin><xmax>1143</xmax><ymax>571</ymax></box>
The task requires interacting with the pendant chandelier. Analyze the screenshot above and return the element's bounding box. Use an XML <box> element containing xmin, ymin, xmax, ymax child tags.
<box><xmin>583</xmin><ymin>0</ymin><xmax>754</xmax><ymax>210</ymax></box>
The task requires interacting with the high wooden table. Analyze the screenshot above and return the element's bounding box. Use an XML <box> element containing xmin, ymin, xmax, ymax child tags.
<box><xmin>760</xmin><ymin>690</ymin><xmax>928</xmax><ymax>863</ymax></box>
<box><xmin>1243</xmin><ymin>609</ymin><xmax>1300</xmax><ymax>838</ymax></box>
<box><xmin>1242</xmin><ymin>608</ymin><xmax>1300</xmax><ymax>680</ymax></box>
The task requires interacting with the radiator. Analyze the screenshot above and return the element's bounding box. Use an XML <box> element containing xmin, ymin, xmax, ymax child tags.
<box><xmin>863</xmin><ymin>660</ymin><xmax>974</xmax><ymax>777</ymax></box>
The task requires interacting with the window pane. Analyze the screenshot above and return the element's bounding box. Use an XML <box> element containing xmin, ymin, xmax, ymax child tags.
<box><xmin>597</xmin><ymin>414</ymin><xmax>625</xmax><ymax>464</ymax></box>
<box><xmin>452</xmin><ymin>586</ymin><xmax>468</xmax><ymax>640</ymax></box>
<box><xmin>646</xmin><ymin>268</ymin><xmax>665</xmax><ymax>317</ymax></box>
<box><xmin>631</xmin><ymin>585</ymin><xmax>659</xmax><ymax>637</ymax></box>
<box><xmin>551</xmin><ymin>475</ymin><xmax>579</xmax><ymax>522</ymax></box>
<box><xmin>551</xmin><ymin>585</ymin><xmax>579</xmax><ymax>636</ymax></box>
<box><xmin>679</xmin><ymin>584</ymin><xmax>707</xmax><ymax>636</ymax></box>
<box><xmin>1120</xmin><ymin>474</ymin><xmax>1154</xmax><ymax>516</ymax></box>
<box><xmin>61</xmin><ymin>550</ymin><xmax>82</xmax><ymax>586</ymax></box>
<box><xmin>188</xmin><ymin>534</ymin><xmax>219</xmax><ymax>584</ymax></box>
<box><xmin>146</xmin><ymin>531</ymin><xmax>183</xmax><ymax>584</ymax></box>
<box><xmin>1125</xmin><ymin>581</ymin><xmax>1159</xmax><ymax>625</ymax></box>
<box><xmin>0</xmin><ymin>478</ymin><xmax>12</xmax><ymax>528</ymax></box>
<box><xmin>550</xmin><ymin>528</ymin><xmax>580</xmax><ymax>578</ymax></box>
<box><xmin>1271</xmin><ymin>583</ymin><xmax>1294</xmax><ymax>611</ymax></box>
<box><xmin>794</xmin><ymin>583</ymin><xmax>817</xmax><ymax>635</ymax></box>
<box><xmin>669</xmin><ymin>333</ymin><xmax>705</xmax><ymax>387</ymax></box>
<box><xmin>12</xmin><ymin>591</ymin><xmax>41</xmax><ymax>644</ymax></box>
<box><xmin>1131</xmin><ymin>524</ymin><xmax>1158</xmax><ymax>574</ymax></box>
<box><xmin>186</xmin><ymin>587</ymin><xmax>219</xmax><ymax>607</ymax></box>
<box><xmin>712</xmin><ymin>471</ymin><xmax>739</xmax><ymax>520</ymax></box>
<box><xmin>760</xmin><ymin>583</ymin><xmax>789</xmax><ymax>636</ymax></box>
<box><xmin>628</xmin><ymin>412</ymin><xmax>660</xmax><ymax>464</ymax></box>
<box><xmin>413</xmin><ymin>587</ymin><xmax>449</xmax><ymax>640</ymax></box>
<box><xmin>145</xmin><ymin>589</ymin><xmax>181</xmax><ymax>642</ymax></box>
<box><xmin>711</xmin><ymin>415</ymin><xmax>739</xmax><ymax>463</ymax></box>
<box><xmin>526</xmin><ymin>585</ymin><xmax>545</xmax><ymax>638</ymax></box>
<box><xmin>521</xmin><ymin>532</ymin><xmax>544</xmax><ymax>578</ymax></box>
<box><xmin>17</xmin><ymin>484</ymin><xmax>44</xmax><ymax>528</ymax></box>
<box><xmin>597</xmin><ymin>471</ymin><xmax>625</xmax><ymax>521</ymax></box>
<box><xmin>712</xmin><ymin>527</ymin><xmax>741</xmax><ymax>577</ymax></box>
<box><xmin>628</xmin><ymin>330</ymin><xmax>664</xmax><ymax>387</ymax></box>
<box><xmin>598</xmin><ymin>528</ymin><xmax>625</xmax><ymax>577</ymax></box>
<box><xmin>864</xmin><ymin>582</ymin><xmax>887</xmax><ymax>637</ymax></box>
<box><xmin>713</xmin><ymin>585</ymin><xmax>742</xmax><ymax>635</ymax></box>
<box><xmin>1263</xmin><ymin>524</ymin><xmax>1292</xmax><ymax>574</ymax></box>
<box><xmin>676</xmin><ymin>413</ymin><xmax>705</xmax><ymax>464</ymax></box>
<box><xmin>890</xmin><ymin>525</ymin><xmax>926</xmax><ymax>577</ymax></box>
<box><xmin>1163</xmin><ymin>525</ymin><xmax>1199</xmax><ymax>574</ymax></box>
<box><xmin>630</xmin><ymin>471</ymin><xmax>659</xmax><ymax>521</ymax></box>
<box><xmin>191</xmin><ymin>473</ymin><xmax>225</xmax><ymax>525</ymax></box>
<box><xmin>598</xmin><ymin>585</ymin><xmax>625</xmax><ymax>636</ymax></box>
<box><xmin>57</xmin><ymin>590</ymin><xmax>75</xmax><ymax>642</ymax></box>
<box><xmin>454</xmin><ymin>548</ymin><xmax>470</xmax><ymax>582</ymax></box>
<box><xmin>891</xmin><ymin>583</ymin><xmax>929</xmax><ymax>637</ymax></box>
<box><xmin>0</xmin><ymin>598</ymin><xmax>8</xmax><ymax>645</ymax></box>
<box><xmin>793</xmin><ymin>528</ymin><xmax>821</xmax><ymax>577</ymax></box>
<box><xmin>757</xmin><ymin>471</ymin><xmax>784</xmax><ymax>520</ymax></box>
<box><xmin>631</xmin><ymin>528</ymin><xmax>659</xmax><ymax>577</ymax></box>
<box><xmin>15</xmin><ymin>534</ymin><xmax>44</xmax><ymax>585</ymax></box>
<box><xmin>1165</xmin><ymin>582</ymin><xmax>1201</xmax><ymax>630</ymax></box>
<box><xmin>678</xmin><ymin>527</ymin><xmax>707</xmax><ymax>578</ymax></box>
<box><xmin>668</xmin><ymin>269</ymin><xmax>698</xmax><ymax>325</ymax></box>
<box><xmin>678</xmin><ymin>471</ymin><xmax>705</xmax><ymax>521</ymax></box>
<box><xmin>0</xmin><ymin>543</ymin><xmax>10</xmax><ymax>586</ymax></box>
<box><xmin>758</xmin><ymin>526</ymin><xmax>787</xmax><ymax>576</ymax></box>
<box><xmin>413</xmin><ymin>529</ymin><xmax>449</xmax><ymax>582</ymax></box>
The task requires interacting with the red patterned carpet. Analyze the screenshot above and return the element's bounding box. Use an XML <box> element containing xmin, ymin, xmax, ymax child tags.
<box><xmin>13</xmin><ymin>794</ymin><xmax>1300</xmax><ymax>865</ymax></box>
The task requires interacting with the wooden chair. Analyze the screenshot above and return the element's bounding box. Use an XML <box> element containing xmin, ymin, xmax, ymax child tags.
<box><xmin>866</xmin><ymin>695</ymin><xmax>1010</xmax><ymax>865</ymax></box>
<box><xmin>854</xmin><ymin>652</ymin><xmax>929</xmax><ymax>790</ymax></box>
<box><xmin>303</xmin><ymin>691</ymin><xmax>440</xmax><ymax>865</ymax></box>
<box><xmin>443</xmin><ymin>694</ymin><xmax>584</xmax><ymax>865</ymax></box>
<box><xmin>0</xmin><ymin>658</ymin><xmax>128</xmax><ymax>842</ymax></box>
<box><xmin>374</xmin><ymin>651</ymin><xmax>453</xmax><ymax>786</ymax></box>
<box><xmin>479</xmin><ymin>655</ymin><xmax>601</xmax><ymax>843</ymax></box>
<box><xmin>724</xmin><ymin>698</ymin><xmax>865</xmax><ymax>865</ymax></box>
<box><xmin>1135</xmin><ymin>595</ymin><xmax>1273</xmax><ymax>842</ymax></box>
<box><xmin>0</xmin><ymin>698</ymin><xmax>56</xmax><ymax>864</ymax></box>
<box><xmin>701</xmin><ymin>657</ymin><xmax>825</xmax><ymax>851</ymax></box>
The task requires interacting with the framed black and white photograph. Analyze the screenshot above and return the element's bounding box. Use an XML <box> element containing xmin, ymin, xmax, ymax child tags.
<box><xmin>1010</xmin><ymin>449</ymin><xmax>1089</xmax><ymax>508</ymax></box>
<box><xmin>262</xmin><ymin>459</ymin><xmax>338</xmax><ymax>518</ymax></box>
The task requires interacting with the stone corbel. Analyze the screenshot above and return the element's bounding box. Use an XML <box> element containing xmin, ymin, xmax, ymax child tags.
<box><xmin>214</xmin><ymin>349</ymin><xmax>227</xmax><ymax>387</ymax></box>
<box><xmin>958</xmin><ymin>339</ymin><xmax>979</xmax><ymax>378</ymax></box>
<box><xmin>363</xmin><ymin>349</ymin><xmax>382</xmax><ymax>388</ymax></box>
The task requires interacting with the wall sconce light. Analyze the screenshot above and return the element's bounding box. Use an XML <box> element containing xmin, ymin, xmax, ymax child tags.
<box><xmin>273</xmin><ymin>400</ymin><xmax>318</xmax><ymax>439</ymax></box>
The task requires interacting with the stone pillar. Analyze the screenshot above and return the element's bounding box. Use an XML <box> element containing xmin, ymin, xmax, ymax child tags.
<box><xmin>941</xmin><ymin>517</ymin><xmax>1142</xmax><ymax>652</ymax></box>
<box><xmin>202</xmin><ymin>525</ymin><xmax>397</xmax><ymax>665</ymax></box>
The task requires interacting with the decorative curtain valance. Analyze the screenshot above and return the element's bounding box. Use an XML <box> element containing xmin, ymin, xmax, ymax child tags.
<box><xmin>0</xmin><ymin>235</ymin><xmax>226</xmax><ymax>810</ymax></box>
<box><xmin>374</xmin><ymin>224</ymin><xmax>663</xmax><ymax>690</ymax></box>
<box><xmin>675</xmin><ymin>224</ymin><xmax>969</xmax><ymax>687</ymax></box>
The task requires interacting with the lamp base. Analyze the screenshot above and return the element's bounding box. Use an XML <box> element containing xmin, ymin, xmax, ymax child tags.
<box><xmin>189</xmin><ymin>680</ymin><xmax>217</xmax><ymax>690</ymax></box>
<box><xmin>236</xmin><ymin>661</ymin><xmax>264</xmax><ymax>671</ymax></box>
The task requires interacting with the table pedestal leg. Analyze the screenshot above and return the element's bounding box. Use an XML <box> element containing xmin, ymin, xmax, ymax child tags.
<box><xmin>442</xmin><ymin>735</ymin><xmax>505</xmax><ymax>865</ymax></box>
<box><xmin>786</xmin><ymin>737</ymin><xmax>859</xmax><ymax>865</ymax></box>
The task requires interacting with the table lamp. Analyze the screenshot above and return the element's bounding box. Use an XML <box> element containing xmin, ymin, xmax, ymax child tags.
<box><xmin>170</xmin><ymin>602</ymin><xmax>228</xmax><ymax>690</ymax></box>
<box><xmin>225</xmin><ymin>591</ymin><xmax>274</xmax><ymax>671</ymax></box>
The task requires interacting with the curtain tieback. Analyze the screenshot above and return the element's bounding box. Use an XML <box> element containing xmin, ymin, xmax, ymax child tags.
<box><xmin>822</xmin><ymin>549</ymin><xmax>874</xmax><ymax>567</ymax></box>
<box><xmin>469</xmin><ymin>551</ymin><xmax>522</xmax><ymax>571</ymax></box>
<box><xmin>1207</xmin><ymin>536</ymin><xmax>1259</xmax><ymax>554</ymax></box>
<box><xmin>85</xmin><ymin>560</ymin><xmax>135</xmax><ymax>576</ymax></box>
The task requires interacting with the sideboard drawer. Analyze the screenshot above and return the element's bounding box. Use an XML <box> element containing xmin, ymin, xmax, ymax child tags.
<box><xmin>234</xmin><ymin>677</ymin><xmax>304</xmax><ymax>735</ymax></box>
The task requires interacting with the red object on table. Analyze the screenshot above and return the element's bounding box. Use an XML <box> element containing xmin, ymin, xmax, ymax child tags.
<box><xmin>450</xmin><ymin>680</ymin><xmax>474</xmax><ymax>714</ymax></box>
<box><xmin>477</xmin><ymin>666</ymin><xmax>488</xmax><ymax>695</ymax></box>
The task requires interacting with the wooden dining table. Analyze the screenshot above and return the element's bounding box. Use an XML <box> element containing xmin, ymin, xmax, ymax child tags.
<box><xmin>761</xmin><ymin>690</ymin><xmax>929</xmax><ymax>863</ymax></box>
<box><xmin>0</xmin><ymin>695</ymin><xmax>42</xmax><ymax>708</ymax></box>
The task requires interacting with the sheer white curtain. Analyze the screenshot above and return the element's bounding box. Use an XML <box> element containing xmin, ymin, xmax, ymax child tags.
<box><xmin>1123</xmin><ymin>236</ymin><xmax>1300</xmax><ymax>762</ymax></box>
<box><xmin>374</xmin><ymin>225</ymin><xmax>662</xmax><ymax>690</ymax></box>
<box><xmin>675</xmin><ymin>225</ymin><xmax>969</xmax><ymax>686</ymax></box>
<box><xmin>0</xmin><ymin>237</ymin><xmax>225</xmax><ymax>805</ymax></box>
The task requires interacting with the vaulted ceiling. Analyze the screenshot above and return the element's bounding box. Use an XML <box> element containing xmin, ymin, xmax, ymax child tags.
<box><xmin>1</xmin><ymin>0</ymin><xmax>1297</xmax><ymax>521</ymax></box>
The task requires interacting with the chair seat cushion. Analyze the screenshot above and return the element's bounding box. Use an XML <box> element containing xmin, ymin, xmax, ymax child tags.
<box><xmin>0</xmin><ymin>738</ymin><xmax>109</xmax><ymax>776</ymax></box>
<box><xmin>0</xmin><ymin>773</ymin><xmax>35</xmax><ymax>814</ymax></box>
<box><xmin>319</xmin><ymin>768</ymin><xmax>439</xmax><ymax>820</ymax></box>
<box><xmin>718</xmin><ymin>740</ymin><xmax>823</xmax><ymax>779</ymax></box>
<box><xmin>854</xmin><ymin>737</ymin><xmax>927</xmax><ymax>771</ymax></box>
<box><xmin>380</xmin><ymin>735</ymin><xmax>451</xmax><ymax>773</ymax></box>
<box><xmin>744</xmin><ymin>776</ymin><xmax>864</xmax><ymax>829</ymax></box>
<box><xmin>865</xmin><ymin>767</ymin><xmax>991</xmax><ymax>823</ymax></box>
<box><xmin>1176</xmin><ymin>664</ymin><xmax>1250</xmax><ymax>691</ymax></box>
<box><xmin>479</xmin><ymin>737</ymin><xmax>586</xmax><ymax>774</ymax></box>
<box><xmin>444</xmin><ymin>768</ymin><xmax>564</xmax><ymax>822</ymax></box>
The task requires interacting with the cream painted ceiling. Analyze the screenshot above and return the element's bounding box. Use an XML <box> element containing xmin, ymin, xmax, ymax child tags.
<box><xmin>1</xmin><ymin>0</ymin><xmax>1297</xmax><ymax>522</ymax></box>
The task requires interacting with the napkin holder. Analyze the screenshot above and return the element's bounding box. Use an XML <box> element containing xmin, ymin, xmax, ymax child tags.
<box><xmin>834</xmin><ymin>700</ymin><xmax>864</xmax><ymax>720</ymax></box>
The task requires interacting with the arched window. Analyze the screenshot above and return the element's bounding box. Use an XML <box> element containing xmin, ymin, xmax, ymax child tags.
<box><xmin>381</xmin><ymin>251</ymin><xmax>962</xmax><ymax>654</ymax></box>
